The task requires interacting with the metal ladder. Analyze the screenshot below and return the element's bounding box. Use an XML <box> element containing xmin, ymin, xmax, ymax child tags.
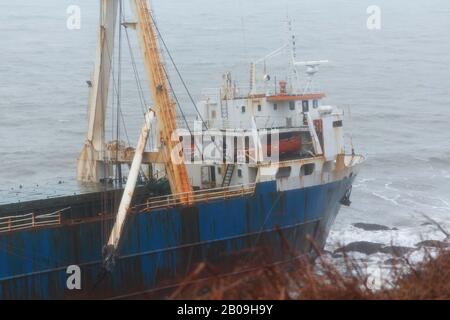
<box><xmin>221</xmin><ymin>164</ymin><xmax>235</xmax><ymax>187</ymax></box>
<box><xmin>220</xmin><ymin>93</ymin><xmax>229</xmax><ymax>120</ymax></box>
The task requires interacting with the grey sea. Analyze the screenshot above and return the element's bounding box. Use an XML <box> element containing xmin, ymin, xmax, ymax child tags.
<box><xmin>1</xmin><ymin>0</ymin><xmax>450</xmax><ymax>277</ymax></box>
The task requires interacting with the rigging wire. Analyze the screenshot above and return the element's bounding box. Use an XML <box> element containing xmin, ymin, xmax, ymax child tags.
<box><xmin>130</xmin><ymin>11</ymin><xmax>209</xmax><ymax>161</ymax></box>
<box><xmin>99</xmin><ymin>8</ymin><xmax>135</xmax><ymax>249</ymax></box>
<box><xmin>159</xmin><ymin>53</ymin><xmax>206</xmax><ymax>164</ymax></box>
<box><xmin>148</xmin><ymin>12</ymin><xmax>208</xmax><ymax>130</ymax></box>
<box><xmin>99</xmin><ymin>0</ymin><xmax>108</xmax><ymax>248</ymax></box>
<box><xmin>103</xmin><ymin>28</ymin><xmax>132</xmax><ymax>148</ymax></box>
<box><xmin>106</xmin><ymin>4</ymin><xmax>225</xmax><ymax>187</ymax></box>
<box><xmin>123</xmin><ymin>25</ymin><xmax>148</xmax><ymax>115</ymax></box>
<box><xmin>120</xmin><ymin>4</ymin><xmax>155</xmax><ymax>182</ymax></box>
<box><xmin>115</xmin><ymin>0</ymin><xmax>123</xmax><ymax>187</ymax></box>
<box><xmin>123</xmin><ymin>21</ymin><xmax>157</xmax><ymax>175</ymax></box>
<box><xmin>148</xmin><ymin>12</ymin><xmax>230</xmax><ymax>161</ymax></box>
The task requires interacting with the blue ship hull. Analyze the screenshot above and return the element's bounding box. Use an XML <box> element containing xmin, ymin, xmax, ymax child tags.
<box><xmin>0</xmin><ymin>177</ymin><xmax>354</xmax><ymax>299</ymax></box>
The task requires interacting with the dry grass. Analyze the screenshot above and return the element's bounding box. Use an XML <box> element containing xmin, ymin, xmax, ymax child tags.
<box><xmin>378</xmin><ymin>250</ymin><xmax>450</xmax><ymax>299</ymax></box>
<box><xmin>170</xmin><ymin>244</ymin><xmax>450</xmax><ymax>300</ymax></box>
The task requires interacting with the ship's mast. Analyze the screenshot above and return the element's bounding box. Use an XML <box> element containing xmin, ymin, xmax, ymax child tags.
<box><xmin>77</xmin><ymin>0</ymin><xmax>192</xmax><ymax>201</ymax></box>
<box><xmin>103</xmin><ymin>0</ymin><xmax>193</xmax><ymax>269</ymax></box>
<box><xmin>76</xmin><ymin>0</ymin><xmax>119</xmax><ymax>183</ymax></box>
<box><xmin>287</xmin><ymin>18</ymin><xmax>301</xmax><ymax>93</ymax></box>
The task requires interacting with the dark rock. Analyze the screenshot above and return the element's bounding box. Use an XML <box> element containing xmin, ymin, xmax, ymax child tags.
<box><xmin>420</xmin><ymin>222</ymin><xmax>433</xmax><ymax>226</ymax></box>
<box><xmin>384</xmin><ymin>257</ymin><xmax>405</xmax><ymax>265</ymax></box>
<box><xmin>415</xmin><ymin>240</ymin><xmax>450</xmax><ymax>248</ymax></box>
<box><xmin>379</xmin><ymin>246</ymin><xmax>415</xmax><ymax>256</ymax></box>
<box><xmin>334</xmin><ymin>241</ymin><xmax>384</xmax><ymax>255</ymax></box>
<box><xmin>352</xmin><ymin>223</ymin><xmax>393</xmax><ymax>231</ymax></box>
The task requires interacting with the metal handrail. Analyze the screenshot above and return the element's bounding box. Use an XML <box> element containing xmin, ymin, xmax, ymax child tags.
<box><xmin>0</xmin><ymin>207</ymin><xmax>69</xmax><ymax>233</ymax></box>
<box><xmin>133</xmin><ymin>183</ymin><xmax>256</xmax><ymax>212</ymax></box>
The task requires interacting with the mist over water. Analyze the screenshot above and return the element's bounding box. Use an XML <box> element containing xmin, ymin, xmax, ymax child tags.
<box><xmin>1</xmin><ymin>0</ymin><xmax>450</xmax><ymax>257</ymax></box>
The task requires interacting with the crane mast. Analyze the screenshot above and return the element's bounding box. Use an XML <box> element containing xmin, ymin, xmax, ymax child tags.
<box><xmin>76</xmin><ymin>0</ymin><xmax>118</xmax><ymax>183</ymax></box>
<box><xmin>103</xmin><ymin>0</ymin><xmax>193</xmax><ymax>269</ymax></box>
<box><xmin>132</xmin><ymin>0</ymin><xmax>192</xmax><ymax>201</ymax></box>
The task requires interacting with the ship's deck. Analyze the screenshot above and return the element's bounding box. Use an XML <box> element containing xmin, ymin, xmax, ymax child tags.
<box><xmin>0</xmin><ymin>183</ymin><xmax>256</xmax><ymax>234</ymax></box>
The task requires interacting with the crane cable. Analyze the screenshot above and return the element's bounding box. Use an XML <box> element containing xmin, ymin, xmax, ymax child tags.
<box><xmin>149</xmin><ymin>10</ymin><xmax>229</xmax><ymax>160</ymax></box>
<box><xmin>148</xmin><ymin>11</ymin><xmax>209</xmax><ymax>130</ymax></box>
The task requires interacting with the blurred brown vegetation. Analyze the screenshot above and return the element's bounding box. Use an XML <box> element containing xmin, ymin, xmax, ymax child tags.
<box><xmin>170</xmin><ymin>247</ymin><xmax>450</xmax><ymax>300</ymax></box>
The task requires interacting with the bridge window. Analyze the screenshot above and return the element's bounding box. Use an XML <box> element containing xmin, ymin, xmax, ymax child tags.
<box><xmin>257</xmin><ymin>104</ymin><xmax>262</xmax><ymax>111</ymax></box>
<box><xmin>273</xmin><ymin>103</ymin><xmax>278</xmax><ymax>110</ymax></box>
<box><xmin>289</xmin><ymin>101</ymin><xmax>295</xmax><ymax>110</ymax></box>
<box><xmin>211</xmin><ymin>110</ymin><xmax>216</xmax><ymax>119</ymax></box>
<box><xmin>276</xmin><ymin>166</ymin><xmax>291</xmax><ymax>179</ymax></box>
<box><xmin>313</xmin><ymin>99</ymin><xmax>319</xmax><ymax>108</ymax></box>
<box><xmin>300</xmin><ymin>163</ymin><xmax>315</xmax><ymax>176</ymax></box>
<box><xmin>241</xmin><ymin>106</ymin><xmax>246</xmax><ymax>113</ymax></box>
<box><xmin>333</xmin><ymin>120</ymin><xmax>343</xmax><ymax>128</ymax></box>
<box><xmin>302</xmin><ymin>100</ymin><xmax>309</xmax><ymax>113</ymax></box>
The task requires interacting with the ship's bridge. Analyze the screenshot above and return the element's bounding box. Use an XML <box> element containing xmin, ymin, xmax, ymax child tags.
<box><xmin>197</xmin><ymin>82</ymin><xmax>326</xmax><ymax>131</ymax></box>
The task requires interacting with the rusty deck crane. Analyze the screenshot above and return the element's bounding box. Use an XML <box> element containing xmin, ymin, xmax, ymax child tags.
<box><xmin>131</xmin><ymin>0</ymin><xmax>192</xmax><ymax>199</ymax></box>
<box><xmin>77</xmin><ymin>0</ymin><xmax>192</xmax><ymax>199</ymax></box>
<box><xmin>100</xmin><ymin>0</ymin><xmax>193</xmax><ymax>269</ymax></box>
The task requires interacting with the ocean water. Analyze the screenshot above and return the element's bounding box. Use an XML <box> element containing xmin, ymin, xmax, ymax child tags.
<box><xmin>1</xmin><ymin>0</ymin><xmax>450</xmax><ymax>268</ymax></box>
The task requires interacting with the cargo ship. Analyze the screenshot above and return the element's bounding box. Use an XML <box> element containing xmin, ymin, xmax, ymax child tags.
<box><xmin>0</xmin><ymin>0</ymin><xmax>364</xmax><ymax>299</ymax></box>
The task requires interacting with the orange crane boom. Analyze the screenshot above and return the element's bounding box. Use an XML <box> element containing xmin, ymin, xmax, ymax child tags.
<box><xmin>132</xmin><ymin>0</ymin><xmax>192</xmax><ymax>202</ymax></box>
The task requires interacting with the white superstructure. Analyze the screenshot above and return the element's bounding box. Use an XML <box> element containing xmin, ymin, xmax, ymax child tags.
<box><xmin>179</xmin><ymin>44</ymin><xmax>358</xmax><ymax>192</ymax></box>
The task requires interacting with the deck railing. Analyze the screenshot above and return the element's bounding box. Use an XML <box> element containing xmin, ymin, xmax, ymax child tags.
<box><xmin>133</xmin><ymin>183</ymin><xmax>256</xmax><ymax>212</ymax></box>
<box><xmin>0</xmin><ymin>184</ymin><xmax>256</xmax><ymax>233</ymax></box>
<box><xmin>0</xmin><ymin>207</ymin><xmax>69</xmax><ymax>233</ymax></box>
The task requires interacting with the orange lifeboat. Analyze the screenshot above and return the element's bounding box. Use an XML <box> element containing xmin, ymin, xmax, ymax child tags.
<box><xmin>265</xmin><ymin>134</ymin><xmax>301</xmax><ymax>155</ymax></box>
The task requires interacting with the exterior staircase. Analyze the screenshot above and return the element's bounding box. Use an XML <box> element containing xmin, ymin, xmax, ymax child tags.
<box><xmin>221</xmin><ymin>164</ymin><xmax>235</xmax><ymax>187</ymax></box>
